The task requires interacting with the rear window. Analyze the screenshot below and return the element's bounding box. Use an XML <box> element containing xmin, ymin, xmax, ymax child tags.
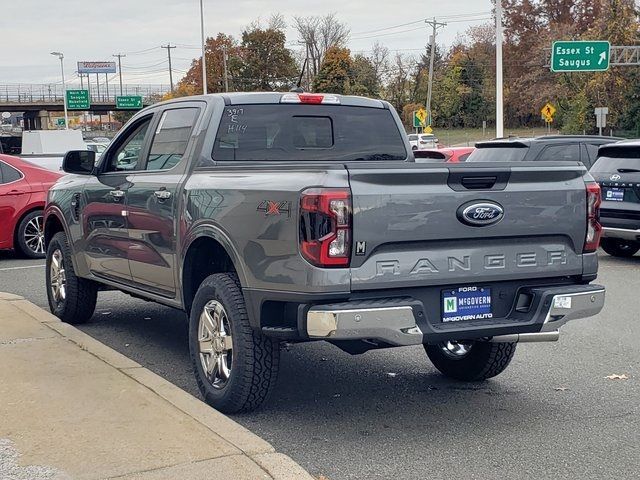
<box><xmin>592</xmin><ymin>155</ymin><xmax>640</xmax><ymax>173</ymax></box>
<box><xmin>211</xmin><ymin>105</ymin><xmax>407</xmax><ymax>162</ymax></box>
<box><xmin>467</xmin><ymin>146</ymin><xmax>528</xmax><ymax>162</ymax></box>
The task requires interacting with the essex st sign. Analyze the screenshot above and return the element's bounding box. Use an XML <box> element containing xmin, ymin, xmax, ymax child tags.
<box><xmin>551</xmin><ymin>41</ymin><xmax>610</xmax><ymax>72</ymax></box>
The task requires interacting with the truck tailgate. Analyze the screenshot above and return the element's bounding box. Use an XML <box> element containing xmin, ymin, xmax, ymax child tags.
<box><xmin>347</xmin><ymin>163</ymin><xmax>588</xmax><ymax>290</ymax></box>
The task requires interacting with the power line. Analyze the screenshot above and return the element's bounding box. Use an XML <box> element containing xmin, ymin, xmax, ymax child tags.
<box><xmin>351</xmin><ymin>26</ymin><xmax>426</xmax><ymax>41</ymax></box>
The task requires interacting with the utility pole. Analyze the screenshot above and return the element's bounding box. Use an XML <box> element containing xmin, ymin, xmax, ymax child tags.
<box><xmin>199</xmin><ymin>0</ymin><xmax>208</xmax><ymax>94</ymax></box>
<box><xmin>113</xmin><ymin>53</ymin><xmax>126</xmax><ymax>95</ymax></box>
<box><xmin>161</xmin><ymin>44</ymin><xmax>176</xmax><ymax>92</ymax></box>
<box><xmin>222</xmin><ymin>45</ymin><xmax>229</xmax><ymax>92</ymax></box>
<box><xmin>425</xmin><ymin>18</ymin><xmax>446</xmax><ymax>129</ymax></box>
<box><xmin>50</xmin><ymin>52</ymin><xmax>68</xmax><ymax>129</ymax></box>
<box><xmin>495</xmin><ymin>0</ymin><xmax>504</xmax><ymax>138</ymax></box>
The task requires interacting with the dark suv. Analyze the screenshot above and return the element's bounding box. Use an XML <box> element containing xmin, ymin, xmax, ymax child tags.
<box><xmin>468</xmin><ymin>135</ymin><xmax>622</xmax><ymax>168</ymax></box>
<box><xmin>591</xmin><ymin>141</ymin><xmax>640</xmax><ymax>257</ymax></box>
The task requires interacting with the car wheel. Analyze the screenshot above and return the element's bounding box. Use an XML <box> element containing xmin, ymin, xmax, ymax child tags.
<box><xmin>424</xmin><ymin>340</ymin><xmax>516</xmax><ymax>381</ymax></box>
<box><xmin>16</xmin><ymin>210</ymin><xmax>46</xmax><ymax>258</ymax></box>
<box><xmin>189</xmin><ymin>273</ymin><xmax>280</xmax><ymax>413</ymax></box>
<box><xmin>600</xmin><ymin>238</ymin><xmax>640</xmax><ymax>258</ymax></box>
<box><xmin>46</xmin><ymin>232</ymin><xmax>98</xmax><ymax>324</ymax></box>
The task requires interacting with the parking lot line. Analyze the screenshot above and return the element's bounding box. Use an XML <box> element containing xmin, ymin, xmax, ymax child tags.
<box><xmin>0</xmin><ymin>264</ymin><xmax>45</xmax><ymax>272</ymax></box>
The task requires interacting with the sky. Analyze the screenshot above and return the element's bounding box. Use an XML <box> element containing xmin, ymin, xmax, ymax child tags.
<box><xmin>1</xmin><ymin>0</ymin><xmax>493</xmax><ymax>88</ymax></box>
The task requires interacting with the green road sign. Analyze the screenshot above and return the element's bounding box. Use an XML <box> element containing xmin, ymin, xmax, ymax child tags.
<box><xmin>66</xmin><ymin>89</ymin><xmax>90</xmax><ymax>110</ymax></box>
<box><xmin>551</xmin><ymin>40</ymin><xmax>610</xmax><ymax>72</ymax></box>
<box><xmin>56</xmin><ymin>118</ymin><xmax>65</xmax><ymax>126</ymax></box>
<box><xmin>116</xmin><ymin>95</ymin><xmax>143</xmax><ymax>110</ymax></box>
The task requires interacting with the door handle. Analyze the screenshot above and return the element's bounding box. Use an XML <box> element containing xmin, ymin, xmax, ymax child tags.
<box><xmin>4</xmin><ymin>189</ymin><xmax>26</xmax><ymax>196</ymax></box>
<box><xmin>109</xmin><ymin>190</ymin><xmax>125</xmax><ymax>199</ymax></box>
<box><xmin>154</xmin><ymin>190</ymin><xmax>171</xmax><ymax>200</ymax></box>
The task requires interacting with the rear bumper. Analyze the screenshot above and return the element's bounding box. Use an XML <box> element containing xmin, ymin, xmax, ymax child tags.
<box><xmin>602</xmin><ymin>227</ymin><xmax>640</xmax><ymax>242</ymax></box>
<box><xmin>306</xmin><ymin>284</ymin><xmax>605</xmax><ymax>346</ymax></box>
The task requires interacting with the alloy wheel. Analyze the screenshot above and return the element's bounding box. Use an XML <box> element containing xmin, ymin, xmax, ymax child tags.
<box><xmin>198</xmin><ymin>300</ymin><xmax>233</xmax><ymax>389</ymax></box>
<box><xmin>24</xmin><ymin>215</ymin><xmax>45</xmax><ymax>255</ymax></box>
<box><xmin>439</xmin><ymin>340</ymin><xmax>473</xmax><ymax>359</ymax></box>
<box><xmin>49</xmin><ymin>249</ymin><xmax>66</xmax><ymax>305</ymax></box>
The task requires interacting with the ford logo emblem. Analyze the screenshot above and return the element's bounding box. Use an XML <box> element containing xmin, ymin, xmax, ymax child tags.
<box><xmin>458</xmin><ymin>201</ymin><xmax>504</xmax><ymax>227</ymax></box>
<box><xmin>610</xmin><ymin>174</ymin><xmax>621</xmax><ymax>181</ymax></box>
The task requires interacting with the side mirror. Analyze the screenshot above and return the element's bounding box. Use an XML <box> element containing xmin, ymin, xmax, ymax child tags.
<box><xmin>63</xmin><ymin>150</ymin><xmax>96</xmax><ymax>175</ymax></box>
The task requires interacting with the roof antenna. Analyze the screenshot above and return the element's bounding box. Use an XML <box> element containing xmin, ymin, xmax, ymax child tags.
<box><xmin>290</xmin><ymin>57</ymin><xmax>307</xmax><ymax>93</ymax></box>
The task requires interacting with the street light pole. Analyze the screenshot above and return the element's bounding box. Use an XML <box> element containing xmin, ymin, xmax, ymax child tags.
<box><xmin>495</xmin><ymin>0</ymin><xmax>504</xmax><ymax>138</ymax></box>
<box><xmin>199</xmin><ymin>0</ymin><xmax>208</xmax><ymax>94</ymax></box>
<box><xmin>51</xmin><ymin>52</ymin><xmax>68</xmax><ymax>129</ymax></box>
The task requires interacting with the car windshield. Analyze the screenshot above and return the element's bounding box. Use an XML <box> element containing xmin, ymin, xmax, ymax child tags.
<box><xmin>211</xmin><ymin>104</ymin><xmax>407</xmax><ymax>162</ymax></box>
<box><xmin>467</xmin><ymin>146</ymin><xmax>528</xmax><ymax>162</ymax></box>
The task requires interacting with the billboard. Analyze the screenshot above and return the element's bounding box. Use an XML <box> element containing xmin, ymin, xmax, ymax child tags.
<box><xmin>77</xmin><ymin>61</ymin><xmax>117</xmax><ymax>74</ymax></box>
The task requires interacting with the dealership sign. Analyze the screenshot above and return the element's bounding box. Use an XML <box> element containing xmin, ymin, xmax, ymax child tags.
<box><xmin>77</xmin><ymin>61</ymin><xmax>117</xmax><ymax>74</ymax></box>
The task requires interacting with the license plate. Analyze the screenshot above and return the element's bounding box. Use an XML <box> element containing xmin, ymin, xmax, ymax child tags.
<box><xmin>604</xmin><ymin>187</ymin><xmax>624</xmax><ymax>202</ymax></box>
<box><xmin>442</xmin><ymin>286</ymin><xmax>493</xmax><ymax>322</ymax></box>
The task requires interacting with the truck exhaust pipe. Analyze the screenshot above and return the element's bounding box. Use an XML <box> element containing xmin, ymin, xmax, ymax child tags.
<box><xmin>490</xmin><ymin>331</ymin><xmax>560</xmax><ymax>343</ymax></box>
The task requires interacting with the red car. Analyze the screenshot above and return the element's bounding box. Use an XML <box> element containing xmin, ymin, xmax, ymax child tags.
<box><xmin>0</xmin><ymin>155</ymin><xmax>63</xmax><ymax>258</ymax></box>
<box><xmin>414</xmin><ymin>147</ymin><xmax>475</xmax><ymax>163</ymax></box>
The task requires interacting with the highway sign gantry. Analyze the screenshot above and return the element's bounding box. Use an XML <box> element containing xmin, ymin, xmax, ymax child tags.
<box><xmin>66</xmin><ymin>90</ymin><xmax>90</xmax><ymax>110</ymax></box>
<box><xmin>551</xmin><ymin>41</ymin><xmax>610</xmax><ymax>72</ymax></box>
<box><xmin>116</xmin><ymin>95</ymin><xmax>143</xmax><ymax>110</ymax></box>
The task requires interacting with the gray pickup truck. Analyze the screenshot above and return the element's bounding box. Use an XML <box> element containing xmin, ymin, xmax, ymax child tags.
<box><xmin>44</xmin><ymin>92</ymin><xmax>606</xmax><ymax>413</ymax></box>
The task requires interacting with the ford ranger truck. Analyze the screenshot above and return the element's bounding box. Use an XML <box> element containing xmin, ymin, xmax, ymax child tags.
<box><xmin>44</xmin><ymin>92</ymin><xmax>605</xmax><ymax>413</ymax></box>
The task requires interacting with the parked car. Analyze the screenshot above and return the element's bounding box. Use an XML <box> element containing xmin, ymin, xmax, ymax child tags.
<box><xmin>590</xmin><ymin>140</ymin><xmax>640</xmax><ymax>257</ymax></box>
<box><xmin>0</xmin><ymin>155</ymin><xmax>62</xmax><ymax>258</ymax></box>
<box><xmin>414</xmin><ymin>147</ymin><xmax>474</xmax><ymax>163</ymax></box>
<box><xmin>408</xmin><ymin>133</ymin><xmax>439</xmax><ymax>150</ymax></box>
<box><xmin>468</xmin><ymin>135</ymin><xmax>622</xmax><ymax>168</ymax></box>
<box><xmin>85</xmin><ymin>142</ymin><xmax>109</xmax><ymax>157</ymax></box>
<box><xmin>45</xmin><ymin>92</ymin><xmax>605</xmax><ymax>413</ymax></box>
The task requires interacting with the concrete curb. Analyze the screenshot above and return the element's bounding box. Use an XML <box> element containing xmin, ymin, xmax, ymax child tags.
<box><xmin>3</xmin><ymin>295</ymin><xmax>315</xmax><ymax>480</ymax></box>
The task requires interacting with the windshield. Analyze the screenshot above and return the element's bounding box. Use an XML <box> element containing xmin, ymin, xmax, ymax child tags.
<box><xmin>211</xmin><ymin>104</ymin><xmax>407</xmax><ymax>162</ymax></box>
<box><xmin>467</xmin><ymin>146</ymin><xmax>528</xmax><ymax>162</ymax></box>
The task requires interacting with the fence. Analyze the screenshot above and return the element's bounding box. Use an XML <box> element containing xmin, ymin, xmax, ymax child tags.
<box><xmin>0</xmin><ymin>84</ymin><xmax>170</xmax><ymax>103</ymax></box>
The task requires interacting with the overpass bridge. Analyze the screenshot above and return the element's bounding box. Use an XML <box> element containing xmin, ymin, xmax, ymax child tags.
<box><xmin>0</xmin><ymin>83</ymin><xmax>170</xmax><ymax>128</ymax></box>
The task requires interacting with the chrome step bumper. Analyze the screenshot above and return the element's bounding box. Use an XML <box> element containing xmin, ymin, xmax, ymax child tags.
<box><xmin>306</xmin><ymin>286</ymin><xmax>605</xmax><ymax>346</ymax></box>
<box><xmin>602</xmin><ymin>227</ymin><xmax>640</xmax><ymax>241</ymax></box>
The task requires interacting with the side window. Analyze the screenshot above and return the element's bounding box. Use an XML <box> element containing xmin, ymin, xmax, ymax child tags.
<box><xmin>536</xmin><ymin>144</ymin><xmax>580</xmax><ymax>162</ymax></box>
<box><xmin>105</xmin><ymin>117</ymin><xmax>152</xmax><ymax>172</ymax></box>
<box><xmin>145</xmin><ymin>108</ymin><xmax>199</xmax><ymax>171</ymax></box>
<box><xmin>584</xmin><ymin>143</ymin><xmax>601</xmax><ymax>164</ymax></box>
<box><xmin>0</xmin><ymin>161</ymin><xmax>22</xmax><ymax>183</ymax></box>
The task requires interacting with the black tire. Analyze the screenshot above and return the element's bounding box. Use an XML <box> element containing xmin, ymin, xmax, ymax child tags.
<box><xmin>46</xmin><ymin>232</ymin><xmax>98</xmax><ymax>324</ymax></box>
<box><xmin>600</xmin><ymin>238</ymin><xmax>640</xmax><ymax>258</ymax></box>
<box><xmin>424</xmin><ymin>340</ymin><xmax>516</xmax><ymax>381</ymax></box>
<box><xmin>189</xmin><ymin>273</ymin><xmax>280</xmax><ymax>413</ymax></box>
<box><xmin>16</xmin><ymin>210</ymin><xmax>45</xmax><ymax>258</ymax></box>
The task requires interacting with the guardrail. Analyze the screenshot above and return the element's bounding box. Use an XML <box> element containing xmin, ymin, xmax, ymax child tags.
<box><xmin>0</xmin><ymin>84</ymin><xmax>170</xmax><ymax>104</ymax></box>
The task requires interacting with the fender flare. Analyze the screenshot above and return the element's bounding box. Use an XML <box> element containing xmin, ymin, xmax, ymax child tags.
<box><xmin>180</xmin><ymin>222</ymin><xmax>248</xmax><ymax>289</ymax></box>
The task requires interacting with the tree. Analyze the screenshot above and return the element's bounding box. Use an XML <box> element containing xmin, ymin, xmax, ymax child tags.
<box><xmin>351</xmin><ymin>54</ymin><xmax>379</xmax><ymax>97</ymax></box>
<box><xmin>172</xmin><ymin>33</ymin><xmax>240</xmax><ymax>95</ymax></box>
<box><xmin>313</xmin><ymin>46</ymin><xmax>353</xmax><ymax>94</ymax></box>
<box><xmin>239</xmin><ymin>21</ymin><xmax>298</xmax><ymax>91</ymax></box>
<box><xmin>294</xmin><ymin>13</ymin><xmax>350</xmax><ymax>79</ymax></box>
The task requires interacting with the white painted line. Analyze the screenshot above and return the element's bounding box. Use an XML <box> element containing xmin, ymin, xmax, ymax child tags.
<box><xmin>0</xmin><ymin>264</ymin><xmax>45</xmax><ymax>272</ymax></box>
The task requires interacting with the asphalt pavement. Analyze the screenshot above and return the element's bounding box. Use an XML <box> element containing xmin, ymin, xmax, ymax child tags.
<box><xmin>0</xmin><ymin>250</ymin><xmax>638</xmax><ymax>480</ymax></box>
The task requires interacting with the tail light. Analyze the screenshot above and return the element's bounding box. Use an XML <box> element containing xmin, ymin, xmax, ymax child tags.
<box><xmin>584</xmin><ymin>182</ymin><xmax>602</xmax><ymax>253</ymax></box>
<box><xmin>299</xmin><ymin>188</ymin><xmax>351</xmax><ymax>267</ymax></box>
